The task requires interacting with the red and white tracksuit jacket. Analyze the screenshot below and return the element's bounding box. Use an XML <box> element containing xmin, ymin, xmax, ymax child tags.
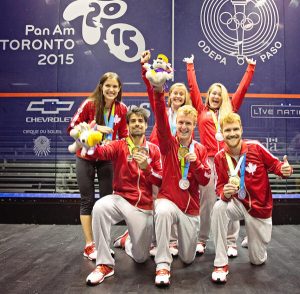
<box><xmin>153</xmin><ymin>91</ymin><xmax>211</xmax><ymax>216</ymax></box>
<box><xmin>186</xmin><ymin>62</ymin><xmax>256</xmax><ymax>157</ymax></box>
<box><xmin>214</xmin><ymin>140</ymin><xmax>292</xmax><ymax>219</ymax></box>
<box><xmin>92</xmin><ymin>137</ymin><xmax>162</xmax><ymax>211</ymax></box>
<box><xmin>67</xmin><ymin>99</ymin><xmax>128</xmax><ymax>160</ymax></box>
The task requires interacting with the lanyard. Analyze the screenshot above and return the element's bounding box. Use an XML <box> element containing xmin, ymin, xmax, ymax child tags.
<box><xmin>168</xmin><ymin>108</ymin><xmax>177</xmax><ymax>136</ymax></box>
<box><xmin>210</xmin><ymin>109</ymin><xmax>221</xmax><ymax>134</ymax></box>
<box><xmin>225</xmin><ymin>153</ymin><xmax>246</xmax><ymax>194</ymax></box>
<box><xmin>180</xmin><ymin>141</ymin><xmax>195</xmax><ymax>180</ymax></box>
<box><xmin>126</xmin><ymin>137</ymin><xmax>136</xmax><ymax>155</ymax></box>
<box><xmin>239</xmin><ymin>155</ymin><xmax>246</xmax><ymax>198</ymax></box>
<box><xmin>104</xmin><ymin>102</ymin><xmax>115</xmax><ymax>140</ymax></box>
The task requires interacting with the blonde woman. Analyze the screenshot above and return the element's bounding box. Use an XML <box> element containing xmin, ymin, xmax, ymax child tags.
<box><xmin>184</xmin><ymin>55</ymin><xmax>256</xmax><ymax>256</ymax></box>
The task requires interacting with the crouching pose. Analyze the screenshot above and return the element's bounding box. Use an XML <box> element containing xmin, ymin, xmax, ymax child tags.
<box><xmin>152</xmin><ymin>87</ymin><xmax>211</xmax><ymax>286</ymax></box>
<box><xmin>211</xmin><ymin>112</ymin><xmax>293</xmax><ymax>283</ymax></box>
<box><xmin>86</xmin><ymin>107</ymin><xmax>162</xmax><ymax>286</ymax></box>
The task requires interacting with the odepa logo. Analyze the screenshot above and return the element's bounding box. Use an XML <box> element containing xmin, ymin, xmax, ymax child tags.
<box><xmin>27</xmin><ymin>99</ymin><xmax>74</xmax><ymax>114</ymax></box>
<box><xmin>199</xmin><ymin>0</ymin><xmax>281</xmax><ymax>65</ymax></box>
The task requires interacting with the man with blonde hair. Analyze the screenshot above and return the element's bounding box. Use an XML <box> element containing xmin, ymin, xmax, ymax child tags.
<box><xmin>211</xmin><ymin>112</ymin><xmax>293</xmax><ymax>283</ymax></box>
<box><xmin>150</xmin><ymin>86</ymin><xmax>211</xmax><ymax>287</ymax></box>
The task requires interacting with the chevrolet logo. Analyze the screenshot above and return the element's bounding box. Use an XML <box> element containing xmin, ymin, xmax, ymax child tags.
<box><xmin>27</xmin><ymin>99</ymin><xmax>74</xmax><ymax>114</ymax></box>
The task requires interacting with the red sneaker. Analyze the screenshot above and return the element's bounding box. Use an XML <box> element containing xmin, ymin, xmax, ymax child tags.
<box><xmin>83</xmin><ymin>243</ymin><xmax>97</xmax><ymax>261</ymax></box>
<box><xmin>113</xmin><ymin>230</ymin><xmax>129</xmax><ymax>248</ymax></box>
<box><xmin>155</xmin><ymin>269</ymin><xmax>171</xmax><ymax>286</ymax></box>
<box><xmin>212</xmin><ymin>265</ymin><xmax>229</xmax><ymax>283</ymax></box>
<box><xmin>86</xmin><ymin>264</ymin><xmax>114</xmax><ymax>285</ymax></box>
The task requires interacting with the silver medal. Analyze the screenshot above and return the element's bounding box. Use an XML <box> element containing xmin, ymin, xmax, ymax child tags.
<box><xmin>179</xmin><ymin>178</ymin><xmax>190</xmax><ymax>190</ymax></box>
<box><xmin>238</xmin><ymin>189</ymin><xmax>246</xmax><ymax>199</ymax></box>
<box><xmin>215</xmin><ymin>132</ymin><xmax>224</xmax><ymax>142</ymax></box>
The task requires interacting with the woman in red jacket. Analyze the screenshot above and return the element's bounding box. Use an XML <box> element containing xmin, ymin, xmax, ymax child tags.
<box><xmin>67</xmin><ymin>72</ymin><xmax>128</xmax><ymax>261</ymax></box>
<box><xmin>184</xmin><ymin>54</ymin><xmax>256</xmax><ymax>256</ymax></box>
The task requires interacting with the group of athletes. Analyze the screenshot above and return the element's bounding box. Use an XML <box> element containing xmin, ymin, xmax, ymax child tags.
<box><xmin>67</xmin><ymin>50</ymin><xmax>293</xmax><ymax>287</ymax></box>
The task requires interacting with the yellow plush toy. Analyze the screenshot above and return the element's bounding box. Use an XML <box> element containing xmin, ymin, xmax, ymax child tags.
<box><xmin>68</xmin><ymin>121</ymin><xmax>103</xmax><ymax>157</ymax></box>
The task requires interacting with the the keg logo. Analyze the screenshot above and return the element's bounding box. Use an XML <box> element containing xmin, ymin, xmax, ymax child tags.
<box><xmin>199</xmin><ymin>0</ymin><xmax>281</xmax><ymax>65</ymax></box>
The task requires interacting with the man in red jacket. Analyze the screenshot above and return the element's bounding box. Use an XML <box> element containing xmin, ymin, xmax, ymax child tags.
<box><xmin>211</xmin><ymin>112</ymin><xmax>293</xmax><ymax>283</ymax></box>
<box><xmin>85</xmin><ymin>107</ymin><xmax>162</xmax><ymax>286</ymax></box>
<box><xmin>152</xmin><ymin>87</ymin><xmax>211</xmax><ymax>287</ymax></box>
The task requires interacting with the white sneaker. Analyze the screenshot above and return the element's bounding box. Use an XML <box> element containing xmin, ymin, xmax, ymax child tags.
<box><xmin>149</xmin><ymin>245</ymin><xmax>158</xmax><ymax>257</ymax></box>
<box><xmin>227</xmin><ymin>246</ymin><xmax>238</xmax><ymax>258</ymax></box>
<box><xmin>212</xmin><ymin>265</ymin><xmax>229</xmax><ymax>283</ymax></box>
<box><xmin>86</xmin><ymin>264</ymin><xmax>114</xmax><ymax>285</ymax></box>
<box><xmin>113</xmin><ymin>230</ymin><xmax>129</xmax><ymax>248</ymax></box>
<box><xmin>241</xmin><ymin>236</ymin><xmax>248</xmax><ymax>248</ymax></box>
<box><xmin>196</xmin><ymin>242</ymin><xmax>206</xmax><ymax>255</ymax></box>
<box><xmin>169</xmin><ymin>241</ymin><xmax>178</xmax><ymax>256</ymax></box>
<box><xmin>155</xmin><ymin>269</ymin><xmax>170</xmax><ymax>286</ymax></box>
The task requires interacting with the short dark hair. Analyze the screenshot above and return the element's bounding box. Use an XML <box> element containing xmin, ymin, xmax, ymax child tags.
<box><xmin>126</xmin><ymin>107</ymin><xmax>149</xmax><ymax>124</ymax></box>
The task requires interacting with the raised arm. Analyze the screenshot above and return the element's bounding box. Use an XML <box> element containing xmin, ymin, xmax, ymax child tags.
<box><xmin>153</xmin><ymin>89</ymin><xmax>173</xmax><ymax>155</ymax></box>
<box><xmin>184</xmin><ymin>54</ymin><xmax>204</xmax><ymax>112</ymax></box>
<box><xmin>141</xmin><ymin>50</ymin><xmax>155</xmax><ymax>112</ymax></box>
<box><xmin>231</xmin><ymin>57</ymin><xmax>256</xmax><ymax>112</ymax></box>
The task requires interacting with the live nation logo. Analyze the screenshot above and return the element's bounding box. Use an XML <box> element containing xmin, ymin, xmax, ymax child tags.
<box><xmin>199</xmin><ymin>0</ymin><xmax>282</xmax><ymax>65</ymax></box>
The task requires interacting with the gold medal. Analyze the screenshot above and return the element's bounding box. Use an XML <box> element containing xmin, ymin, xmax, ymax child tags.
<box><xmin>132</xmin><ymin>147</ymin><xmax>140</xmax><ymax>155</ymax></box>
<box><xmin>229</xmin><ymin>175</ymin><xmax>240</xmax><ymax>188</ymax></box>
<box><xmin>178</xmin><ymin>146</ymin><xmax>189</xmax><ymax>160</ymax></box>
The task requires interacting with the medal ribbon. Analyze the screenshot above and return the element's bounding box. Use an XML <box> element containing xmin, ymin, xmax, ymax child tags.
<box><xmin>180</xmin><ymin>141</ymin><xmax>195</xmax><ymax>180</ymax></box>
<box><xmin>225</xmin><ymin>153</ymin><xmax>246</xmax><ymax>191</ymax></box>
<box><xmin>104</xmin><ymin>102</ymin><xmax>115</xmax><ymax>140</ymax></box>
<box><xmin>239</xmin><ymin>155</ymin><xmax>246</xmax><ymax>199</ymax></box>
<box><xmin>168</xmin><ymin>108</ymin><xmax>177</xmax><ymax>136</ymax></box>
<box><xmin>210</xmin><ymin>109</ymin><xmax>221</xmax><ymax>135</ymax></box>
<box><xmin>126</xmin><ymin>137</ymin><xmax>136</xmax><ymax>155</ymax></box>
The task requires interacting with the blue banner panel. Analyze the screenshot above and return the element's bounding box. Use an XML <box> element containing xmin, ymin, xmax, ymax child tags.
<box><xmin>0</xmin><ymin>1</ymin><xmax>299</xmax><ymax>198</ymax></box>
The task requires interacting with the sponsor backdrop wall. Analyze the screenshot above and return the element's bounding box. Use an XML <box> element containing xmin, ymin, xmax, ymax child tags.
<box><xmin>0</xmin><ymin>0</ymin><xmax>299</xmax><ymax>199</ymax></box>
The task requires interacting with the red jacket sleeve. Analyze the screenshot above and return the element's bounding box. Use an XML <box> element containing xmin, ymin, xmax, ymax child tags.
<box><xmin>142</xmin><ymin>144</ymin><xmax>162</xmax><ymax>187</ymax></box>
<box><xmin>231</xmin><ymin>63</ymin><xmax>256</xmax><ymax>112</ymax></box>
<box><xmin>116</xmin><ymin>103</ymin><xmax>128</xmax><ymax>139</ymax></box>
<box><xmin>92</xmin><ymin>140</ymin><xmax>119</xmax><ymax>161</ymax></box>
<box><xmin>214</xmin><ymin>154</ymin><xmax>231</xmax><ymax>202</ymax></box>
<box><xmin>257</xmin><ymin>143</ymin><xmax>293</xmax><ymax>178</ymax></box>
<box><xmin>67</xmin><ymin>99</ymin><xmax>93</xmax><ymax>134</ymax></box>
<box><xmin>189</xmin><ymin>144</ymin><xmax>211</xmax><ymax>186</ymax></box>
<box><xmin>186</xmin><ymin>62</ymin><xmax>204</xmax><ymax>112</ymax></box>
<box><xmin>153</xmin><ymin>91</ymin><xmax>173</xmax><ymax>155</ymax></box>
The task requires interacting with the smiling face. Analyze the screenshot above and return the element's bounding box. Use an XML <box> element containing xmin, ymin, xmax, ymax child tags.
<box><xmin>169</xmin><ymin>86</ymin><xmax>187</xmax><ymax>110</ymax></box>
<box><xmin>208</xmin><ymin>85</ymin><xmax>222</xmax><ymax>110</ymax></box>
<box><xmin>222</xmin><ymin>121</ymin><xmax>243</xmax><ymax>150</ymax></box>
<box><xmin>102</xmin><ymin>78</ymin><xmax>121</xmax><ymax>104</ymax></box>
<box><xmin>127</xmin><ymin>113</ymin><xmax>147</xmax><ymax>138</ymax></box>
<box><xmin>176</xmin><ymin>112</ymin><xmax>196</xmax><ymax>146</ymax></box>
